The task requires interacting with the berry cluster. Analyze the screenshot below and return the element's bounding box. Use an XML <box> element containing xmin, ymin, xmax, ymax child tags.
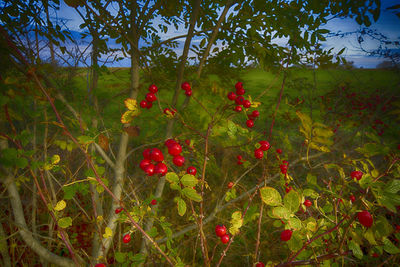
<box><xmin>227</xmin><ymin>82</ymin><xmax>260</xmax><ymax>128</ymax></box>
<box><xmin>163</xmin><ymin>107</ymin><xmax>177</xmax><ymax>117</ymax></box>
<box><xmin>139</xmin><ymin>148</ymin><xmax>168</xmax><ymax>176</ymax></box>
<box><xmin>181</xmin><ymin>81</ymin><xmax>192</xmax><ymax>96</ymax></box>
<box><xmin>140</xmin><ymin>84</ymin><xmax>158</xmax><ymax>109</ymax></box>
<box><xmin>215</xmin><ymin>225</ymin><xmax>230</xmax><ymax>244</ymax></box>
<box><xmin>236</xmin><ymin>155</ymin><xmax>246</xmax><ymax>165</ymax></box>
<box><xmin>164</xmin><ymin>139</ymin><xmax>185</xmax><ymax>166</ymax></box>
<box><xmin>254</xmin><ymin>140</ymin><xmax>270</xmax><ymax>159</ymax></box>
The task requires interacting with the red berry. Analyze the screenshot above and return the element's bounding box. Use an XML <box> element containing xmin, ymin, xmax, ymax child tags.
<box><xmin>154</xmin><ymin>162</ymin><xmax>168</xmax><ymax>176</ymax></box>
<box><xmin>235</xmin><ymin>81</ymin><xmax>243</xmax><ymax>90</ymax></box>
<box><xmin>168</xmin><ymin>143</ymin><xmax>182</xmax><ymax>156</ymax></box>
<box><xmin>280</xmin><ymin>164</ymin><xmax>288</xmax><ymax>174</ymax></box>
<box><xmin>140</xmin><ymin>100</ymin><xmax>147</xmax><ymax>108</ymax></box>
<box><xmin>280</xmin><ymin>229</ymin><xmax>293</xmax><ymax>241</ymax></box>
<box><xmin>187</xmin><ymin>166</ymin><xmax>197</xmax><ymax>175</ymax></box>
<box><xmin>143</xmin><ymin>148</ymin><xmax>151</xmax><ymax>159</ymax></box>
<box><xmin>259</xmin><ymin>141</ymin><xmax>270</xmax><ymax>151</ymax></box>
<box><xmin>235</xmin><ymin>96</ymin><xmax>244</xmax><ymax>105</ymax></box>
<box><xmin>254</xmin><ymin>148</ymin><xmax>264</xmax><ymax>159</ymax></box>
<box><xmin>350</xmin><ymin>194</ymin><xmax>356</xmax><ymax>203</ymax></box>
<box><xmin>255</xmin><ymin>262</ymin><xmax>265</xmax><ymax>267</ymax></box>
<box><xmin>215</xmin><ymin>225</ymin><xmax>227</xmax><ymax>237</ymax></box>
<box><xmin>115</xmin><ymin>207</ymin><xmax>123</xmax><ymax>214</ymax></box>
<box><xmin>148</xmin><ymin>84</ymin><xmax>158</xmax><ymax>93</ymax></box>
<box><xmin>163</xmin><ymin>108</ymin><xmax>173</xmax><ymax>116</ymax></box>
<box><xmin>122</xmin><ymin>233</ymin><xmax>131</xmax><ymax>243</ymax></box>
<box><xmin>237</xmin><ymin>155</ymin><xmax>243</xmax><ymax>160</ymax></box>
<box><xmin>220</xmin><ymin>234</ymin><xmax>230</xmax><ymax>244</ymax></box>
<box><xmin>181</xmin><ymin>82</ymin><xmax>191</xmax><ymax>91</ymax></box>
<box><xmin>139</xmin><ymin>159</ymin><xmax>151</xmax><ymax>171</ymax></box>
<box><xmin>165</xmin><ymin>138</ymin><xmax>177</xmax><ymax>147</ymax></box>
<box><xmin>304</xmin><ymin>199</ymin><xmax>312</xmax><ymax>207</ymax></box>
<box><xmin>145</xmin><ymin>92</ymin><xmax>157</xmax><ymax>102</ymax></box>
<box><xmin>243</xmin><ymin>99</ymin><xmax>251</xmax><ymax>108</ymax></box>
<box><xmin>357</xmin><ymin>210</ymin><xmax>373</xmax><ymax>227</ymax></box>
<box><xmin>246</xmin><ymin>119</ymin><xmax>254</xmax><ymax>128</ymax></box>
<box><xmin>372</xmin><ymin>252</ymin><xmax>379</xmax><ymax>258</ymax></box>
<box><xmin>351</xmin><ymin>171</ymin><xmax>363</xmax><ymax>180</ymax></box>
<box><xmin>276</xmin><ymin>148</ymin><xmax>282</xmax><ymax>154</ymax></box>
<box><xmin>236</xmin><ymin>87</ymin><xmax>245</xmax><ymax>95</ymax></box>
<box><xmin>227</xmin><ymin>182</ymin><xmax>234</xmax><ymax>188</ymax></box>
<box><xmin>234</xmin><ymin>105</ymin><xmax>242</xmax><ymax>112</ymax></box>
<box><xmin>185</xmin><ymin>89</ymin><xmax>192</xmax><ymax>96</ymax></box>
<box><xmin>252</xmin><ymin>110</ymin><xmax>260</xmax><ymax>118</ymax></box>
<box><xmin>146</xmin><ymin>101</ymin><xmax>153</xmax><ymax>109</ymax></box>
<box><xmin>285</xmin><ymin>186</ymin><xmax>292</xmax><ymax>193</ymax></box>
<box><xmin>173</xmin><ymin>155</ymin><xmax>185</xmax><ymax>166</ymax></box>
<box><xmin>144</xmin><ymin>164</ymin><xmax>155</xmax><ymax>176</ymax></box>
<box><xmin>185</xmin><ymin>139</ymin><xmax>191</xmax><ymax>146</ymax></box>
<box><xmin>95</xmin><ymin>264</ymin><xmax>107</xmax><ymax>267</ymax></box>
<box><xmin>282</xmin><ymin>160</ymin><xmax>289</xmax><ymax>165</ymax></box>
<box><xmin>150</xmin><ymin>148</ymin><xmax>164</xmax><ymax>162</ymax></box>
<box><xmin>227</xmin><ymin>92</ymin><xmax>237</xmax><ymax>101</ymax></box>
<box><xmin>151</xmin><ymin>199</ymin><xmax>157</xmax><ymax>205</ymax></box>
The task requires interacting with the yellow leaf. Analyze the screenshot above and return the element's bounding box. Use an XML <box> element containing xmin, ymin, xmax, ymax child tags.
<box><xmin>121</xmin><ymin>110</ymin><xmax>135</xmax><ymax>124</ymax></box>
<box><xmin>371</xmin><ymin>169</ymin><xmax>379</xmax><ymax>178</ymax></box>
<box><xmin>97</xmin><ymin>216</ymin><xmax>103</xmax><ymax>222</ymax></box>
<box><xmin>51</xmin><ymin>155</ymin><xmax>60</xmax><ymax>165</ymax></box>
<box><xmin>312</xmin><ymin>127</ymin><xmax>334</xmax><ymax>138</ymax></box>
<box><xmin>309</xmin><ymin>142</ymin><xmax>330</xmax><ymax>152</ymax></box>
<box><xmin>103</xmin><ymin>227</ymin><xmax>112</xmax><ymax>238</ymax></box>
<box><xmin>54</xmin><ymin>200</ymin><xmax>66</xmax><ymax>211</ymax></box>
<box><xmin>247</xmin><ymin>95</ymin><xmax>261</xmax><ymax>108</ymax></box>
<box><xmin>124</xmin><ymin>98</ymin><xmax>137</xmax><ymax>111</ymax></box>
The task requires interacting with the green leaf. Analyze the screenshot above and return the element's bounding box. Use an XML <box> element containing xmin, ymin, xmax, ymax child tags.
<box><xmin>284</xmin><ymin>190</ymin><xmax>300</xmax><ymax>213</ymax></box>
<box><xmin>364</xmin><ymin>228</ymin><xmax>377</xmax><ymax>245</ymax></box>
<box><xmin>170</xmin><ymin>183</ymin><xmax>181</xmax><ymax>191</ymax></box>
<box><xmin>384</xmin><ymin>179</ymin><xmax>400</xmax><ymax>194</ymax></box>
<box><xmin>181</xmin><ymin>174</ymin><xmax>198</xmax><ymax>187</ymax></box>
<box><xmin>373</xmin><ymin>216</ymin><xmax>392</xmax><ymax>239</ymax></box>
<box><xmin>383</xmin><ymin>237</ymin><xmax>400</xmax><ymax>254</ymax></box>
<box><xmin>177</xmin><ymin>197</ymin><xmax>186</xmax><ymax>216</ymax></box>
<box><xmin>303</xmin><ymin>189</ymin><xmax>319</xmax><ymax>198</ymax></box>
<box><xmin>148</xmin><ymin>226</ymin><xmax>158</xmax><ymax>238</ymax></box>
<box><xmin>287</xmin><ymin>231</ymin><xmax>303</xmax><ymax>251</ymax></box>
<box><xmin>58</xmin><ymin>217</ymin><xmax>72</xmax><ymax>228</ymax></box>
<box><xmin>272</xmin><ymin>206</ymin><xmax>291</xmax><ymax>220</ymax></box>
<box><xmin>288</xmin><ymin>217</ymin><xmax>302</xmax><ymax>230</ymax></box>
<box><xmin>77</xmin><ymin>135</ymin><xmax>94</xmax><ymax>145</ymax></box>
<box><xmin>166</xmin><ymin>172</ymin><xmax>179</xmax><ymax>184</ymax></box>
<box><xmin>227</xmin><ymin>120</ymin><xmax>237</xmax><ymax>134</ymax></box>
<box><xmin>182</xmin><ymin>188</ymin><xmax>202</xmax><ymax>202</ymax></box>
<box><xmin>349</xmin><ymin>240</ymin><xmax>363</xmax><ymax>259</ymax></box>
<box><xmin>355</xmin><ymin>143</ymin><xmax>390</xmax><ymax>157</ymax></box>
<box><xmin>115</xmin><ymin>252</ymin><xmax>126</xmax><ymax>263</ymax></box>
<box><xmin>306</xmin><ymin>173</ymin><xmax>317</xmax><ymax>185</ymax></box>
<box><xmin>229</xmin><ymin>211</ymin><xmax>243</xmax><ymax>236</ymax></box>
<box><xmin>15</xmin><ymin>157</ymin><xmax>28</xmax><ymax>169</ymax></box>
<box><xmin>260</xmin><ymin>187</ymin><xmax>282</xmax><ymax>206</ymax></box>
<box><xmin>129</xmin><ymin>253</ymin><xmax>146</xmax><ymax>264</ymax></box>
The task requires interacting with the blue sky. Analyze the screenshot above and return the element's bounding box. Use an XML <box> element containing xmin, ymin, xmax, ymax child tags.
<box><xmin>57</xmin><ymin>0</ymin><xmax>400</xmax><ymax>68</ymax></box>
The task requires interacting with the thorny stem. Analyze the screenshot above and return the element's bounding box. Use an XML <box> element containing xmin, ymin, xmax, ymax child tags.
<box><xmin>287</xmin><ymin>217</ymin><xmax>346</xmax><ymax>264</ymax></box>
